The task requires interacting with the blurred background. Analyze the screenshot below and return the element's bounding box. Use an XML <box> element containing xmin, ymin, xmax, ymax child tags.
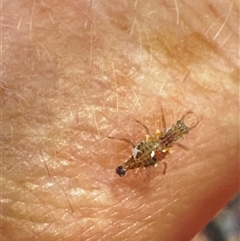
<box><xmin>192</xmin><ymin>193</ymin><xmax>240</xmax><ymax>241</ymax></box>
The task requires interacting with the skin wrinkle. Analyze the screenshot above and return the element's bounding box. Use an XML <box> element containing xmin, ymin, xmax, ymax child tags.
<box><xmin>2</xmin><ymin>0</ymin><xmax>239</xmax><ymax>241</ymax></box>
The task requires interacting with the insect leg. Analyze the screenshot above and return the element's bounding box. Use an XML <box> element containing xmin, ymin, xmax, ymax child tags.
<box><xmin>108</xmin><ymin>136</ymin><xmax>135</xmax><ymax>147</ymax></box>
<box><xmin>162</xmin><ymin>161</ymin><xmax>167</xmax><ymax>174</ymax></box>
<box><xmin>181</xmin><ymin>111</ymin><xmax>203</xmax><ymax>130</ymax></box>
<box><xmin>161</xmin><ymin>107</ymin><xmax>167</xmax><ymax>129</ymax></box>
<box><xmin>189</xmin><ymin>116</ymin><xmax>203</xmax><ymax>130</ymax></box>
<box><xmin>135</xmin><ymin>120</ymin><xmax>150</xmax><ymax>135</ymax></box>
<box><xmin>175</xmin><ymin>142</ymin><xmax>189</xmax><ymax>151</ymax></box>
<box><xmin>181</xmin><ymin>111</ymin><xmax>193</xmax><ymax>121</ymax></box>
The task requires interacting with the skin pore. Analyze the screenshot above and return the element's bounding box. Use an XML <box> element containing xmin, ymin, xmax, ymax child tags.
<box><xmin>2</xmin><ymin>0</ymin><xmax>239</xmax><ymax>240</ymax></box>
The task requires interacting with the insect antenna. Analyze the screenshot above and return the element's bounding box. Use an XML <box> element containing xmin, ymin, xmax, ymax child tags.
<box><xmin>161</xmin><ymin>107</ymin><xmax>167</xmax><ymax>129</ymax></box>
<box><xmin>108</xmin><ymin>136</ymin><xmax>135</xmax><ymax>147</ymax></box>
<box><xmin>135</xmin><ymin>120</ymin><xmax>150</xmax><ymax>135</ymax></box>
<box><xmin>175</xmin><ymin>142</ymin><xmax>189</xmax><ymax>151</ymax></box>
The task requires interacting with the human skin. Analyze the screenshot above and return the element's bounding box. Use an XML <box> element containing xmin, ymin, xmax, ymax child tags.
<box><xmin>2</xmin><ymin>0</ymin><xmax>239</xmax><ymax>240</ymax></box>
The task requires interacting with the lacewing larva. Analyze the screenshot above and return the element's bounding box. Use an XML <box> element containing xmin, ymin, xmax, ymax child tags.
<box><xmin>109</xmin><ymin>108</ymin><xmax>201</xmax><ymax>177</ymax></box>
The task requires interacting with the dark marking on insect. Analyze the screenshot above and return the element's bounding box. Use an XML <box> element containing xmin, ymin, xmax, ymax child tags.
<box><xmin>109</xmin><ymin>108</ymin><xmax>201</xmax><ymax>177</ymax></box>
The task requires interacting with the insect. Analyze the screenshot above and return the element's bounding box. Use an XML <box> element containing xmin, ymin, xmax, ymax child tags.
<box><xmin>109</xmin><ymin>108</ymin><xmax>200</xmax><ymax>177</ymax></box>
